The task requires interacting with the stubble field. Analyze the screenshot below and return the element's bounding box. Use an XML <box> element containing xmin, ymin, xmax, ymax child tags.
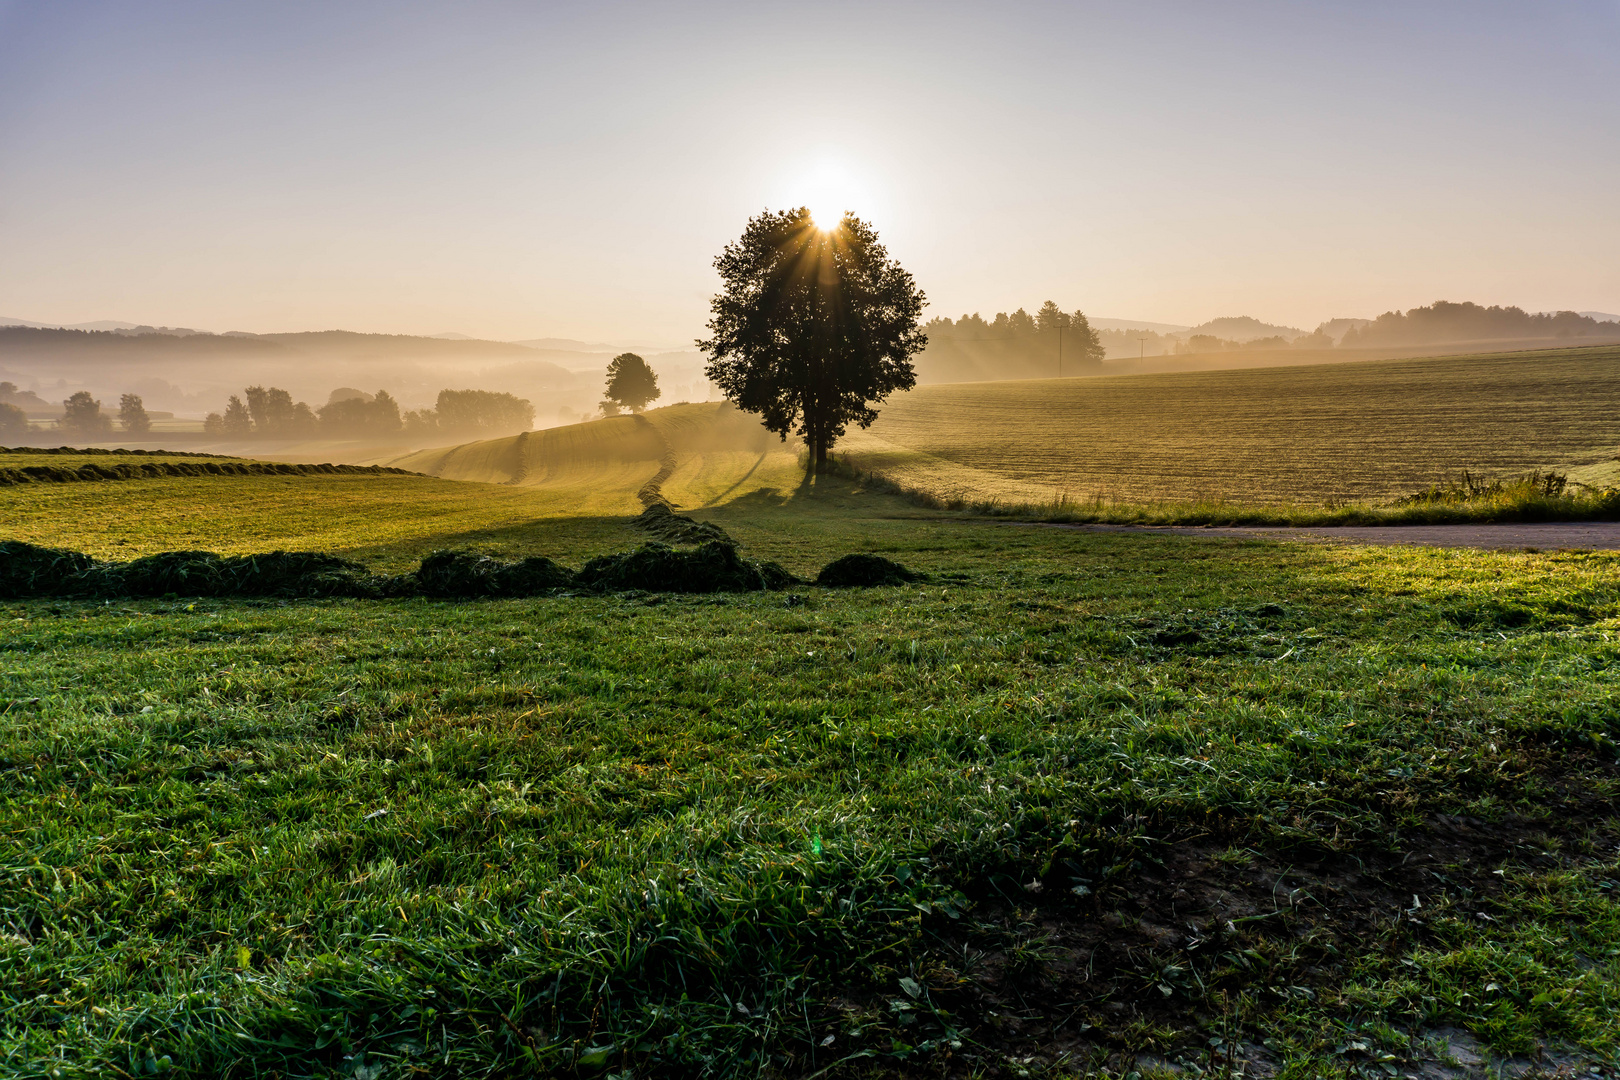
<box><xmin>839</xmin><ymin>345</ymin><xmax>1620</xmax><ymax>507</ymax></box>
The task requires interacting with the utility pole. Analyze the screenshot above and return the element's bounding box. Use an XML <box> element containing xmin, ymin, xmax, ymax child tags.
<box><xmin>1138</xmin><ymin>336</ymin><xmax>1148</xmax><ymax>361</ymax></box>
<box><xmin>1058</xmin><ymin>325</ymin><xmax>1064</xmax><ymax>378</ymax></box>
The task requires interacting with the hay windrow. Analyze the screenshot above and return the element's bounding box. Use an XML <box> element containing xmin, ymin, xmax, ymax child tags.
<box><xmin>0</xmin><ymin>540</ymin><xmax>830</xmax><ymax>598</ymax></box>
<box><xmin>412</xmin><ymin>550</ymin><xmax>573</xmax><ymax>598</ymax></box>
<box><xmin>576</xmin><ymin>541</ymin><xmax>797</xmax><ymax>593</ymax></box>
<box><xmin>0</xmin><ymin>445</ymin><xmax>237</xmax><ymax>458</ymax></box>
<box><xmin>0</xmin><ymin>459</ymin><xmax>420</xmax><ymax>486</ymax></box>
<box><xmin>0</xmin><ymin>543</ymin><xmax>388</xmax><ymax>598</ymax></box>
<box><xmin>632</xmin><ymin>502</ymin><xmax>734</xmax><ymax>545</ymax></box>
<box><xmin>816</xmin><ymin>552</ymin><xmax>925</xmax><ymax>587</ymax></box>
<box><xmin>0</xmin><ymin>540</ymin><xmax>95</xmax><ymax>596</ymax></box>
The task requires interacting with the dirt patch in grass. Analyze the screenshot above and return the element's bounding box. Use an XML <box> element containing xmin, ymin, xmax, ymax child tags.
<box><xmin>804</xmin><ymin>754</ymin><xmax>1620</xmax><ymax>1078</ymax></box>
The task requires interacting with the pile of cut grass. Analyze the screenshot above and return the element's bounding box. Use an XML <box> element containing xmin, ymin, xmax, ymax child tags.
<box><xmin>0</xmin><ymin>459</ymin><xmax>416</xmax><ymax>486</ymax></box>
<box><xmin>0</xmin><ymin>539</ymin><xmax>836</xmax><ymax>598</ymax></box>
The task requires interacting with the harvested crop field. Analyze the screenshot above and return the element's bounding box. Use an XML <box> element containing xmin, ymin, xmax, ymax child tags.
<box><xmin>839</xmin><ymin>345</ymin><xmax>1620</xmax><ymax>505</ymax></box>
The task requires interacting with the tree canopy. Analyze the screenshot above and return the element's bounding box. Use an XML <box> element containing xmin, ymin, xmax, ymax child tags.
<box><xmin>602</xmin><ymin>353</ymin><xmax>660</xmax><ymax>413</ymax></box>
<box><xmin>700</xmin><ymin>208</ymin><xmax>926</xmax><ymax>467</ymax></box>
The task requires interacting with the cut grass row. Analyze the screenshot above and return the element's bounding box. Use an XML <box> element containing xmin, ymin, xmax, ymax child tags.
<box><xmin>3</xmin><ymin>475</ymin><xmax>1619</xmax><ymax>1076</ymax></box>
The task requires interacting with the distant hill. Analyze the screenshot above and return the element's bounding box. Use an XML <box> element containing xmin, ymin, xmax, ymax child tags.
<box><xmin>0</xmin><ymin>326</ymin><xmax>576</xmax><ymax>365</ymax></box>
<box><xmin>1089</xmin><ymin>318</ymin><xmax>1191</xmax><ymax>334</ymax></box>
<box><xmin>0</xmin><ymin>326</ymin><xmax>584</xmax><ymax>419</ymax></box>
<box><xmin>513</xmin><ymin>337</ymin><xmax>616</xmax><ymax>353</ymax></box>
<box><xmin>1580</xmin><ymin>311</ymin><xmax>1620</xmax><ymax>323</ymax></box>
<box><xmin>1184</xmin><ymin>316</ymin><xmax>1304</xmax><ymax>342</ymax></box>
<box><xmin>0</xmin><ymin>316</ymin><xmax>142</xmax><ymax>331</ymax></box>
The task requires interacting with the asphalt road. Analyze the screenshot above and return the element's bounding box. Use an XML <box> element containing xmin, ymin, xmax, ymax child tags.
<box><xmin>1044</xmin><ymin>521</ymin><xmax>1620</xmax><ymax>550</ymax></box>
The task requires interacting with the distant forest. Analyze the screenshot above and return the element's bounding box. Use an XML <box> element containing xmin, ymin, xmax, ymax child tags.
<box><xmin>203</xmin><ymin>387</ymin><xmax>534</xmax><ymax>440</ymax></box>
<box><xmin>920</xmin><ymin>302</ymin><xmax>1105</xmax><ymax>382</ymax></box>
<box><xmin>1342</xmin><ymin>302</ymin><xmax>1620</xmax><ymax>346</ymax></box>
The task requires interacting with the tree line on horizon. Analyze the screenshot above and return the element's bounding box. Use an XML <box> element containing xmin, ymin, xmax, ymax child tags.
<box><xmin>0</xmin><ymin>387</ymin><xmax>152</xmax><ymax>441</ymax></box>
<box><xmin>923</xmin><ymin>300</ymin><xmax>1106</xmax><ymax>363</ymax></box>
<box><xmin>915</xmin><ymin>301</ymin><xmax>1106</xmax><ymax>382</ymax></box>
<box><xmin>1341</xmin><ymin>301</ymin><xmax>1618</xmax><ymax>347</ymax></box>
<box><xmin>202</xmin><ymin>386</ymin><xmax>535</xmax><ymax>439</ymax></box>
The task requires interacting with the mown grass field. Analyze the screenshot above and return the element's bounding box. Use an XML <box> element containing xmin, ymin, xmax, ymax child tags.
<box><xmin>0</xmin><ymin>472</ymin><xmax>636</xmax><ymax>571</ymax></box>
<box><xmin>3</xmin><ymin>432</ymin><xmax>1620</xmax><ymax>1078</ymax></box>
<box><xmin>840</xmin><ymin>345</ymin><xmax>1620</xmax><ymax>507</ymax></box>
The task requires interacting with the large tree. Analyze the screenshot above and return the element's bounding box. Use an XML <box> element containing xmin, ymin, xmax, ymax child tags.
<box><xmin>700</xmin><ymin>208</ymin><xmax>927</xmax><ymax>469</ymax></box>
<box><xmin>602</xmin><ymin>352</ymin><xmax>661</xmax><ymax>413</ymax></box>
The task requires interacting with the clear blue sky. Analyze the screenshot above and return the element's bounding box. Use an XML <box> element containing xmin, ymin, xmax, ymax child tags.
<box><xmin>2</xmin><ymin>0</ymin><xmax>1616</xmax><ymax>340</ymax></box>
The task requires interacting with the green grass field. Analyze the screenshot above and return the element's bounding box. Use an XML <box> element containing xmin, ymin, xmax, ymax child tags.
<box><xmin>840</xmin><ymin>345</ymin><xmax>1620</xmax><ymax>507</ymax></box>
<box><xmin>3</xmin><ymin>390</ymin><xmax>1620</xmax><ymax>1078</ymax></box>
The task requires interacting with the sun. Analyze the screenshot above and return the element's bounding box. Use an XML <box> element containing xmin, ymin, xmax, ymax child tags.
<box><xmin>791</xmin><ymin>157</ymin><xmax>867</xmax><ymax>232</ymax></box>
<box><xmin>807</xmin><ymin>203</ymin><xmax>843</xmax><ymax>231</ymax></box>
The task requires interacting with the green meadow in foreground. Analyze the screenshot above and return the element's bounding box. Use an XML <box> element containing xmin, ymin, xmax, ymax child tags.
<box><xmin>2</xmin><ymin>469</ymin><xmax>1618</xmax><ymax>1079</ymax></box>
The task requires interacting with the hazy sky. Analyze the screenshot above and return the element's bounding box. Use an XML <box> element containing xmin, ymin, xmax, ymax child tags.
<box><xmin>2</xmin><ymin>1</ymin><xmax>1616</xmax><ymax>341</ymax></box>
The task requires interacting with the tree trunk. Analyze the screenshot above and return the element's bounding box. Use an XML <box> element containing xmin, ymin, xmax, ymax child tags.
<box><xmin>815</xmin><ymin>437</ymin><xmax>828</xmax><ymax>471</ymax></box>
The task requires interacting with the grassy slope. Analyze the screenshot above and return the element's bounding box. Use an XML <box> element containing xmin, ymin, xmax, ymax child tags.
<box><xmin>843</xmin><ymin>345</ymin><xmax>1620</xmax><ymax>507</ymax></box>
<box><xmin>2</xmin><ymin>448</ymin><xmax>1619</xmax><ymax>1077</ymax></box>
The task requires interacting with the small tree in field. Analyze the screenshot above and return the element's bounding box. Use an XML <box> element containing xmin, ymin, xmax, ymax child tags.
<box><xmin>60</xmin><ymin>391</ymin><xmax>112</xmax><ymax>439</ymax></box>
<box><xmin>700</xmin><ymin>208</ymin><xmax>926</xmax><ymax>469</ymax></box>
<box><xmin>119</xmin><ymin>393</ymin><xmax>152</xmax><ymax>435</ymax></box>
<box><xmin>603</xmin><ymin>353</ymin><xmax>660</xmax><ymax>413</ymax></box>
<box><xmin>0</xmin><ymin>403</ymin><xmax>28</xmax><ymax>441</ymax></box>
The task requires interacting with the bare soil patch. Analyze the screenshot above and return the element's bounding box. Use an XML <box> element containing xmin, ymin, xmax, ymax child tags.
<box><xmin>809</xmin><ymin>755</ymin><xmax>1620</xmax><ymax>1078</ymax></box>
